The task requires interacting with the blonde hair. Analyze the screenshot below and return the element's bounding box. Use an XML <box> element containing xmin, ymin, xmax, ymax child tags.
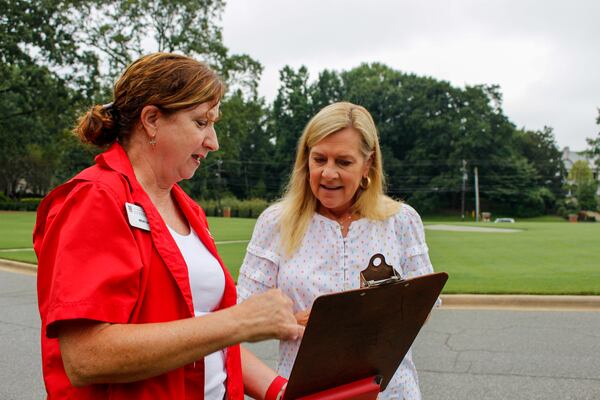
<box><xmin>74</xmin><ymin>52</ymin><xmax>225</xmax><ymax>146</ymax></box>
<box><xmin>277</xmin><ymin>101</ymin><xmax>401</xmax><ymax>256</ymax></box>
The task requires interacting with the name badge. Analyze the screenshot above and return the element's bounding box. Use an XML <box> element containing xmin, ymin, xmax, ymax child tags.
<box><xmin>125</xmin><ymin>202</ymin><xmax>151</xmax><ymax>231</ymax></box>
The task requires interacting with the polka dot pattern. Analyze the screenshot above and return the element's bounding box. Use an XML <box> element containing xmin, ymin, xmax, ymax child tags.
<box><xmin>237</xmin><ymin>203</ymin><xmax>435</xmax><ymax>400</ymax></box>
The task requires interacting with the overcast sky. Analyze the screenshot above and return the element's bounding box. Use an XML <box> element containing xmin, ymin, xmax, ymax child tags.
<box><xmin>222</xmin><ymin>0</ymin><xmax>599</xmax><ymax>151</ymax></box>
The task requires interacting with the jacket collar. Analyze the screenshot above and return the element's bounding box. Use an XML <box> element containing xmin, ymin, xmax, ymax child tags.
<box><xmin>95</xmin><ymin>142</ymin><xmax>136</xmax><ymax>191</ymax></box>
<box><xmin>96</xmin><ymin>143</ymin><xmax>196</xmax><ymax>314</ymax></box>
<box><xmin>95</xmin><ymin>142</ymin><xmax>237</xmax><ymax>315</ymax></box>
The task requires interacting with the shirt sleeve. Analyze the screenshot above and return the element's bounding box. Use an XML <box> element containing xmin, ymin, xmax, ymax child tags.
<box><xmin>37</xmin><ymin>182</ymin><xmax>143</xmax><ymax>338</ymax></box>
<box><xmin>236</xmin><ymin>206</ymin><xmax>282</xmax><ymax>303</ymax></box>
<box><xmin>397</xmin><ymin>204</ymin><xmax>434</xmax><ymax>279</ymax></box>
<box><xmin>396</xmin><ymin>204</ymin><xmax>442</xmax><ymax>307</ymax></box>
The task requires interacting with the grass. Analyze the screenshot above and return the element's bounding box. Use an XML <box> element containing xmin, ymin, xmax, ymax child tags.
<box><xmin>206</xmin><ymin>217</ymin><xmax>257</xmax><ymax>242</ymax></box>
<box><xmin>425</xmin><ymin>221</ymin><xmax>600</xmax><ymax>294</ymax></box>
<box><xmin>0</xmin><ymin>211</ymin><xmax>37</xmax><ymax>249</ymax></box>
<box><xmin>0</xmin><ymin>250</ymin><xmax>38</xmax><ymax>264</ymax></box>
<box><xmin>1</xmin><ymin>211</ymin><xmax>599</xmax><ymax>295</ymax></box>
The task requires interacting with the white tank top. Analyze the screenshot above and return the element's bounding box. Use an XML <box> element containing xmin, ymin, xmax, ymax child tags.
<box><xmin>168</xmin><ymin>225</ymin><xmax>227</xmax><ymax>400</ymax></box>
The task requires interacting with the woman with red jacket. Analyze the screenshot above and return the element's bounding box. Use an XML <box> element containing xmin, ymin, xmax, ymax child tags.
<box><xmin>34</xmin><ymin>52</ymin><xmax>299</xmax><ymax>400</ymax></box>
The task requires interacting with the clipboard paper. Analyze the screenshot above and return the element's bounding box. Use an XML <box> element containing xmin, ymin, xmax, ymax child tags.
<box><xmin>283</xmin><ymin>272</ymin><xmax>448</xmax><ymax>400</ymax></box>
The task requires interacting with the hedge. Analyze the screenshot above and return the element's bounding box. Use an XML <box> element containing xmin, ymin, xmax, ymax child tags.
<box><xmin>0</xmin><ymin>195</ymin><xmax>270</xmax><ymax>217</ymax></box>
<box><xmin>198</xmin><ymin>197</ymin><xmax>270</xmax><ymax>218</ymax></box>
<box><xmin>0</xmin><ymin>199</ymin><xmax>41</xmax><ymax>211</ymax></box>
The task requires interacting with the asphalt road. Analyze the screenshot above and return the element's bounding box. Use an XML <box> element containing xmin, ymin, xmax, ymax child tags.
<box><xmin>1</xmin><ymin>268</ymin><xmax>599</xmax><ymax>399</ymax></box>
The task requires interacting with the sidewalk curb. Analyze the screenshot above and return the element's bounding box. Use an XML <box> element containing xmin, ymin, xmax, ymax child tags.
<box><xmin>2</xmin><ymin>259</ymin><xmax>599</xmax><ymax>311</ymax></box>
<box><xmin>0</xmin><ymin>258</ymin><xmax>37</xmax><ymax>276</ymax></box>
<box><xmin>441</xmin><ymin>294</ymin><xmax>600</xmax><ymax>311</ymax></box>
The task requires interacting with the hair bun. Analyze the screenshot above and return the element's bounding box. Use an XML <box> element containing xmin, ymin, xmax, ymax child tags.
<box><xmin>73</xmin><ymin>104</ymin><xmax>118</xmax><ymax>147</ymax></box>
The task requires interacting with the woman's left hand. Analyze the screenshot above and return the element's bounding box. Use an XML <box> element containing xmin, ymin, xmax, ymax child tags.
<box><xmin>294</xmin><ymin>309</ymin><xmax>311</xmax><ymax>326</ymax></box>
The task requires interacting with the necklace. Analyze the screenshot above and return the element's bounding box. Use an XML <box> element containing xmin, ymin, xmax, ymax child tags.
<box><xmin>335</xmin><ymin>213</ymin><xmax>354</xmax><ymax>227</ymax></box>
<box><xmin>321</xmin><ymin>209</ymin><xmax>355</xmax><ymax>228</ymax></box>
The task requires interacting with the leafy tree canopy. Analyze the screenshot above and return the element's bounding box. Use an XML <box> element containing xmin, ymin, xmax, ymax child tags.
<box><xmin>569</xmin><ymin>160</ymin><xmax>594</xmax><ymax>186</ymax></box>
<box><xmin>584</xmin><ymin>108</ymin><xmax>600</xmax><ymax>171</ymax></box>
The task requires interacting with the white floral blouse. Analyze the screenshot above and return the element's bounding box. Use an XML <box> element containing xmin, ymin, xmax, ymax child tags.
<box><xmin>237</xmin><ymin>203</ymin><xmax>435</xmax><ymax>400</ymax></box>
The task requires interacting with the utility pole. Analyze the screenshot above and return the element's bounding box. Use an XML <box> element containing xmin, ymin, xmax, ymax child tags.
<box><xmin>461</xmin><ymin>160</ymin><xmax>467</xmax><ymax>221</ymax></box>
<box><xmin>474</xmin><ymin>166</ymin><xmax>480</xmax><ymax>222</ymax></box>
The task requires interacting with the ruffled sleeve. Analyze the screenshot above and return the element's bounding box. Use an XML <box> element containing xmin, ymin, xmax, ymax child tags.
<box><xmin>236</xmin><ymin>205</ymin><xmax>282</xmax><ymax>303</ymax></box>
<box><xmin>396</xmin><ymin>204</ymin><xmax>434</xmax><ymax>279</ymax></box>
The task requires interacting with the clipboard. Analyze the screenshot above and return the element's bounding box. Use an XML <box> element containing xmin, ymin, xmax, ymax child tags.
<box><xmin>283</xmin><ymin>255</ymin><xmax>448</xmax><ymax>399</ymax></box>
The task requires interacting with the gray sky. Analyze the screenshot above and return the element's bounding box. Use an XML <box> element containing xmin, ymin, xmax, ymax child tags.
<box><xmin>222</xmin><ymin>0</ymin><xmax>599</xmax><ymax>151</ymax></box>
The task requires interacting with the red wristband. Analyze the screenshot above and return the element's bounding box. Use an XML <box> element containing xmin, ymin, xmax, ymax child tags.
<box><xmin>265</xmin><ymin>375</ymin><xmax>287</xmax><ymax>400</ymax></box>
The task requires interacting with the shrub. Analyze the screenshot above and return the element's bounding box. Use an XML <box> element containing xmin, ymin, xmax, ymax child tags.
<box><xmin>197</xmin><ymin>199</ymin><xmax>220</xmax><ymax>217</ymax></box>
<box><xmin>512</xmin><ymin>187</ymin><xmax>554</xmax><ymax>217</ymax></box>
<box><xmin>576</xmin><ymin>182</ymin><xmax>599</xmax><ymax>211</ymax></box>
<box><xmin>20</xmin><ymin>197</ymin><xmax>42</xmax><ymax>205</ymax></box>
<box><xmin>407</xmin><ymin>192</ymin><xmax>440</xmax><ymax>215</ymax></box>
<box><xmin>556</xmin><ymin>198</ymin><xmax>580</xmax><ymax>219</ymax></box>
<box><xmin>0</xmin><ymin>194</ymin><xmax>43</xmax><ymax>211</ymax></box>
<box><xmin>0</xmin><ymin>201</ymin><xmax>40</xmax><ymax>211</ymax></box>
<box><xmin>196</xmin><ymin>197</ymin><xmax>270</xmax><ymax>218</ymax></box>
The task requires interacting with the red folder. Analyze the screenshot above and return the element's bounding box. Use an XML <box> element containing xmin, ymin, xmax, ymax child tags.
<box><xmin>297</xmin><ymin>376</ymin><xmax>381</xmax><ymax>400</ymax></box>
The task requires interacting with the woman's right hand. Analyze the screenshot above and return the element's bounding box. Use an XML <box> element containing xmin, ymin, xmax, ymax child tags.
<box><xmin>233</xmin><ymin>289</ymin><xmax>304</xmax><ymax>343</ymax></box>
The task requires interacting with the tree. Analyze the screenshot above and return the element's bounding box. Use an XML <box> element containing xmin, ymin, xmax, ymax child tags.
<box><xmin>73</xmin><ymin>0</ymin><xmax>262</xmax><ymax>96</ymax></box>
<box><xmin>1</xmin><ymin>0</ymin><xmax>266</xmax><ymax>198</ymax></box>
<box><xmin>336</xmin><ymin>64</ymin><xmax>540</xmax><ymax>215</ymax></box>
<box><xmin>310</xmin><ymin>69</ymin><xmax>344</xmax><ymax>112</ymax></box>
<box><xmin>0</xmin><ymin>0</ymin><xmax>110</xmax><ymax>196</ymax></box>
<box><xmin>584</xmin><ymin>108</ymin><xmax>600</xmax><ymax>173</ymax></box>
<box><xmin>576</xmin><ymin>182</ymin><xmax>598</xmax><ymax>211</ymax></box>
<box><xmin>0</xmin><ymin>0</ymin><xmax>92</xmax><ymax>196</ymax></box>
<box><xmin>267</xmin><ymin>62</ymin><xmax>551</xmax><ymax>216</ymax></box>
<box><xmin>268</xmin><ymin>66</ymin><xmax>314</xmax><ymax>196</ymax></box>
<box><xmin>567</xmin><ymin>160</ymin><xmax>598</xmax><ymax>212</ymax></box>
<box><xmin>187</xmin><ymin>91</ymin><xmax>272</xmax><ymax>199</ymax></box>
<box><xmin>568</xmin><ymin>160</ymin><xmax>594</xmax><ymax>186</ymax></box>
<box><xmin>514</xmin><ymin>126</ymin><xmax>566</xmax><ymax>211</ymax></box>
<box><xmin>1</xmin><ymin>0</ymin><xmax>84</xmax><ymax>66</ymax></box>
<box><xmin>0</xmin><ymin>62</ymin><xmax>79</xmax><ymax>196</ymax></box>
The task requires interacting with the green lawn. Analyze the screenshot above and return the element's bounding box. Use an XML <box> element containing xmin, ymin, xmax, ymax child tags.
<box><xmin>0</xmin><ymin>250</ymin><xmax>38</xmax><ymax>263</ymax></box>
<box><xmin>1</xmin><ymin>211</ymin><xmax>599</xmax><ymax>294</ymax></box>
<box><xmin>425</xmin><ymin>221</ymin><xmax>600</xmax><ymax>294</ymax></box>
<box><xmin>0</xmin><ymin>212</ymin><xmax>256</xmax><ymax>272</ymax></box>
<box><xmin>0</xmin><ymin>211</ymin><xmax>37</xmax><ymax>249</ymax></box>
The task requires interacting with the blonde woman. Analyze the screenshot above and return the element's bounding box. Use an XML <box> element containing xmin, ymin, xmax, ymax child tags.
<box><xmin>237</xmin><ymin>101</ymin><xmax>436</xmax><ymax>399</ymax></box>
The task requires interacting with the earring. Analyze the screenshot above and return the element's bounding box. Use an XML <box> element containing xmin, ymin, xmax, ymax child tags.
<box><xmin>360</xmin><ymin>176</ymin><xmax>371</xmax><ymax>190</ymax></box>
<box><xmin>149</xmin><ymin>137</ymin><xmax>157</xmax><ymax>146</ymax></box>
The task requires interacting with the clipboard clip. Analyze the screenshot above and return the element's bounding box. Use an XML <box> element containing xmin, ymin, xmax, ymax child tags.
<box><xmin>360</xmin><ymin>253</ymin><xmax>403</xmax><ymax>288</ymax></box>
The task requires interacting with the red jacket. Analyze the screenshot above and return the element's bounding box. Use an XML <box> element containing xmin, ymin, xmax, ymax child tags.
<box><xmin>34</xmin><ymin>143</ymin><xmax>243</xmax><ymax>399</ymax></box>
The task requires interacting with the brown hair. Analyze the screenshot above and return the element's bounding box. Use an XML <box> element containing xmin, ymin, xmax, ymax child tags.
<box><xmin>74</xmin><ymin>52</ymin><xmax>225</xmax><ymax>146</ymax></box>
